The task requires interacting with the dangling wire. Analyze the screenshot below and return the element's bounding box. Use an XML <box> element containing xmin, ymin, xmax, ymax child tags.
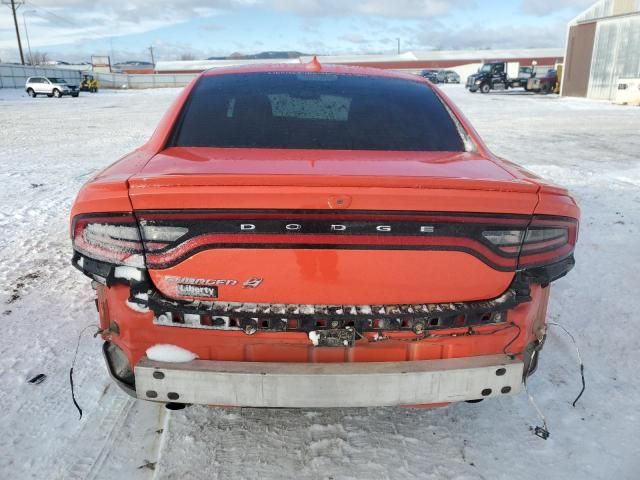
<box><xmin>524</xmin><ymin>321</ymin><xmax>586</xmax><ymax>440</ymax></box>
<box><xmin>70</xmin><ymin>324</ymin><xmax>100</xmax><ymax>420</ymax></box>
<box><xmin>502</xmin><ymin>322</ymin><xmax>522</xmax><ymax>356</ymax></box>
<box><xmin>524</xmin><ymin>350</ymin><xmax>550</xmax><ymax>439</ymax></box>
<box><xmin>548</xmin><ymin>322</ymin><xmax>586</xmax><ymax>407</ymax></box>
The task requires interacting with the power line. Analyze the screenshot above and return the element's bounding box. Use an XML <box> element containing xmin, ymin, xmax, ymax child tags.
<box><xmin>22</xmin><ymin>9</ymin><xmax>35</xmax><ymax>65</ymax></box>
<box><xmin>25</xmin><ymin>0</ymin><xmax>79</xmax><ymax>27</ymax></box>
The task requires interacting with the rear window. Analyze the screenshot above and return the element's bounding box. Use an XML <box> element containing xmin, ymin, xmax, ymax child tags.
<box><xmin>171</xmin><ymin>72</ymin><xmax>465</xmax><ymax>151</ymax></box>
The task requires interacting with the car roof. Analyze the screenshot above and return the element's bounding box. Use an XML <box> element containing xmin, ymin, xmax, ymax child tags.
<box><xmin>202</xmin><ymin>62</ymin><xmax>431</xmax><ymax>85</ymax></box>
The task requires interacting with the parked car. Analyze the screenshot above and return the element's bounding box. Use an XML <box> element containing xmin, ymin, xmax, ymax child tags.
<box><xmin>25</xmin><ymin>77</ymin><xmax>79</xmax><ymax>98</ymax></box>
<box><xmin>527</xmin><ymin>69</ymin><xmax>558</xmax><ymax>94</ymax></box>
<box><xmin>419</xmin><ymin>69</ymin><xmax>440</xmax><ymax>83</ymax></box>
<box><xmin>71</xmin><ymin>60</ymin><xmax>579</xmax><ymax>408</ymax></box>
<box><xmin>439</xmin><ymin>70</ymin><xmax>461</xmax><ymax>83</ymax></box>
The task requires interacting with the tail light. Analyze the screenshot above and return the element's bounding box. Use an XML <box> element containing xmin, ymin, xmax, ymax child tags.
<box><xmin>482</xmin><ymin>216</ymin><xmax>578</xmax><ymax>268</ymax></box>
<box><xmin>518</xmin><ymin>216</ymin><xmax>578</xmax><ymax>268</ymax></box>
<box><xmin>72</xmin><ymin>214</ymin><xmax>144</xmax><ymax>267</ymax></box>
<box><xmin>139</xmin><ymin>224</ymin><xmax>189</xmax><ymax>252</ymax></box>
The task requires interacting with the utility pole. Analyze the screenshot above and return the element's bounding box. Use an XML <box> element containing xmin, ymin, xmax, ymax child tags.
<box><xmin>148</xmin><ymin>45</ymin><xmax>155</xmax><ymax>67</ymax></box>
<box><xmin>5</xmin><ymin>0</ymin><xmax>25</xmax><ymax>64</ymax></box>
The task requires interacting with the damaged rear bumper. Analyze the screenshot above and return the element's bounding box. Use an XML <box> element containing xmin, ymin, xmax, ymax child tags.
<box><xmin>134</xmin><ymin>354</ymin><xmax>523</xmax><ymax>407</ymax></box>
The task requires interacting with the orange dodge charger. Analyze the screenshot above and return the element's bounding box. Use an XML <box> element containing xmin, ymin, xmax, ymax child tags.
<box><xmin>70</xmin><ymin>61</ymin><xmax>579</xmax><ymax>408</ymax></box>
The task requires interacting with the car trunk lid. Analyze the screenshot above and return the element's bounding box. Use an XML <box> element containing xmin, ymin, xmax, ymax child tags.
<box><xmin>128</xmin><ymin>148</ymin><xmax>539</xmax><ymax>305</ymax></box>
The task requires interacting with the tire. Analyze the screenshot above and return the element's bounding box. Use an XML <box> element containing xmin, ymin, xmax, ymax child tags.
<box><xmin>53</xmin><ymin>89</ymin><xmax>62</xmax><ymax>98</ymax></box>
<box><xmin>469</xmin><ymin>87</ymin><xmax>478</xmax><ymax>93</ymax></box>
<box><xmin>541</xmin><ymin>84</ymin><xmax>551</xmax><ymax>95</ymax></box>
<box><xmin>480</xmin><ymin>83</ymin><xmax>491</xmax><ymax>94</ymax></box>
<box><xmin>72</xmin><ymin>93</ymin><xmax>79</xmax><ymax>98</ymax></box>
<box><xmin>47</xmin><ymin>93</ymin><xmax>53</xmax><ymax>98</ymax></box>
<box><xmin>27</xmin><ymin>88</ymin><xmax>36</xmax><ymax>98</ymax></box>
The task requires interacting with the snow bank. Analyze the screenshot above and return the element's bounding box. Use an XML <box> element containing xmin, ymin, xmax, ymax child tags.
<box><xmin>146</xmin><ymin>344</ymin><xmax>197</xmax><ymax>363</ymax></box>
<box><xmin>114</xmin><ymin>264</ymin><xmax>144</xmax><ymax>280</ymax></box>
<box><xmin>308</xmin><ymin>331</ymin><xmax>320</xmax><ymax>346</ymax></box>
<box><xmin>125</xmin><ymin>300</ymin><xmax>150</xmax><ymax>313</ymax></box>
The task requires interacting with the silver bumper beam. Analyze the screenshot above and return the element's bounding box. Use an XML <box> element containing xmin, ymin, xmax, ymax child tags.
<box><xmin>134</xmin><ymin>354</ymin><xmax>523</xmax><ymax>407</ymax></box>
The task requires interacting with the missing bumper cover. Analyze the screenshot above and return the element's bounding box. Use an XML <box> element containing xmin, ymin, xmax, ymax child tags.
<box><xmin>138</xmin><ymin>289</ymin><xmax>519</xmax><ymax>334</ymax></box>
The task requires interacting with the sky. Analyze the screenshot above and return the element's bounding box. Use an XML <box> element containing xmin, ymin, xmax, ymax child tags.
<box><xmin>0</xmin><ymin>0</ymin><xmax>596</xmax><ymax>63</ymax></box>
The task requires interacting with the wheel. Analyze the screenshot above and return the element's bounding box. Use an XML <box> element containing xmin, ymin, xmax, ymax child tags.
<box><xmin>72</xmin><ymin>93</ymin><xmax>79</xmax><ymax>98</ymax></box>
<box><xmin>27</xmin><ymin>88</ymin><xmax>36</xmax><ymax>98</ymax></box>
<box><xmin>541</xmin><ymin>84</ymin><xmax>551</xmax><ymax>95</ymax></box>
<box><xmin>469</xmin><ymin>87</ymin><xmax>478</xmax><ymax>93</ymax></box>
<box><xmin>480</xmin><ymin>83</ymin><xmax>491</xmax><ymax>94</ymax></box>
<box><xmin>47</xmin><ymin>93</ymin><xmax>53</xmax><ymax>98</ymax></box>
<box><xmin>53</xmin><ymin>89</ymin><xmax>62</xmax><ymax>98</ymax></box>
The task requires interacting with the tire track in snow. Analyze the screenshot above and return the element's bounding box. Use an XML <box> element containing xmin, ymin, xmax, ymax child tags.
<box><xmin>151</xmin><ymin>409</ymin><xmax>171</xmax><ymax>480</ymax></box>
<box><xmin>61</xmin><ymin>390</ymin><xmax>134</xmax><ymax>480</ymax></box>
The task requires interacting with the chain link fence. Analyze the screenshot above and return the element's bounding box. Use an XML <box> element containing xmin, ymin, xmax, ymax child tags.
<box><xmin>0</xmin><ymin>64</ymin><xmax>81</xmax><ymax>88</ymax></box>
<box><xmin>0</xmin><ymin>65</ymin><xmax>196</xmax><ymax>90</ymax></box>
<box><xmin>95</xmin><ymin>73</ymin><xmax>198</xmax><ymax>89</ymax></box>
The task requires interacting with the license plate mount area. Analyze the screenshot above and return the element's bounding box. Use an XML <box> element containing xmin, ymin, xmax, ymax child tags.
<box><xmin>311</xmin><ymin>328</ymin><xmax>356</xmax><ymax>347</ymax></box>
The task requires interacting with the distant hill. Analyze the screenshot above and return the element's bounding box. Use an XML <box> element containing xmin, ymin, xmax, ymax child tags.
<box><xmin>207</xmin><ymin>51</ymin><xmax>309</xmax><ymax>60</ymax></box>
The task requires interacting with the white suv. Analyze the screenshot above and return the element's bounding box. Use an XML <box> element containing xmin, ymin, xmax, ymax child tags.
<box><xmin>25</xmin><ymin>77</ymin><xmax>79</xmax><ymax>98</ymax></box>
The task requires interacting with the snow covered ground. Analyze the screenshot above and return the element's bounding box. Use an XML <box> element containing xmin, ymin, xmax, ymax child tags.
<box><xmin>0</xmin><ymin>85</ymin><xmax>638</xmax><ymax>480</ymax></box>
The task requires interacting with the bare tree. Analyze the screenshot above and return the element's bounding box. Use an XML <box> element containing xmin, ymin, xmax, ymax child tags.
<box><xmin>179</xmin><ymin>52</ymin><xmax>196</xmax><ymax>61</ymax></box>
<box><xmin>30</xmin><ymin>51</ymin><xmax>49</xmax><ymax>65</ymax></box>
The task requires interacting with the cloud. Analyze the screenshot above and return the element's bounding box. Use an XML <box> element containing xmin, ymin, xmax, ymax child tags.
<box><xmin>0</xmin><ymin>0</ymin><xmax>583</xmax><ymax>63</ymax></box>
<box><xmin>199</xmin><ymin>23</ymin><xmax>224</xmax><ymax>31</ymax></box>
<box><xmin>0</xmin><ymin>0</ymin><xmax>473</xmax><ymax>54</ymax></box>
<box><xmin>0</xmin><ymin>12</ymin><xmax>187</xmax><ymax>50</ymax></box>
<box><xmin>266</xmin><ymin>0</ymin><xmax>473</xmax><ymax>17</ymax></box>
<box><xmin>0</xmin><ymin>1</ymin><xmax>231</xmax><ymax>49</ymax></box>
<box><xmin>17</xmin><ymin>0</ymin><xmax>474</xmax><ymax>23</ymax></box>
<box><xmin>411</xmin><ymin>21</ymin><xmax>569</xmax><ymax>50</ymax></box>
<box><xmin>520</xmin><ymin>0</ymin><xmax>594</xmax><ymax>16</ymax></box>
<box><xmin>338</xmin><ymin>33</ymin><xmax>371</xmax><ymax>45</ymax></box>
